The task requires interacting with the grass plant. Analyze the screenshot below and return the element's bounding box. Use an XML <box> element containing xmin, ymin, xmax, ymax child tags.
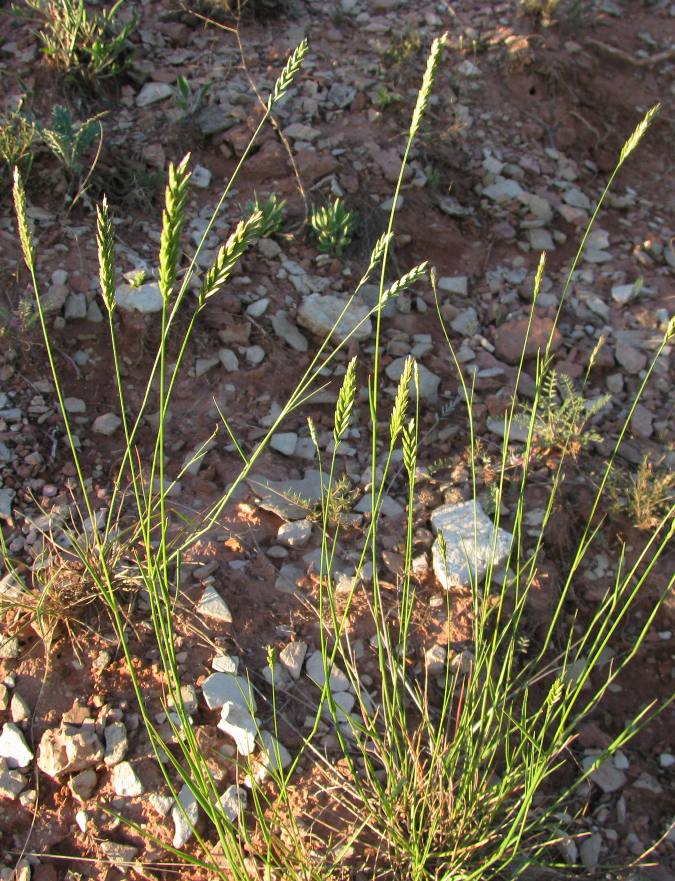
<box><xmin>22</xmin><ymin>0</ymin><xmax>137</xmax><ymax>83</ymax></box>
<box><xmin>0</xmin><ymin>109</ymin><xmax>36</xmax><ymax>179</ymax></box>
<box><xmin>4</xmin><ymin>32</ymin><xmax>674</xmax><ymax>881</ymax></box>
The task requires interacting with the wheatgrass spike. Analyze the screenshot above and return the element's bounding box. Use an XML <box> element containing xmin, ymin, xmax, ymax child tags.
<box><xmin>409</xmin><ymin>33</ymin><xmax>448</xmax><ymax>139</ymax></box>
<box><xmin>334</xmin><ymin>356</ymin><xmax>358</xmax><ymax>445</ymax></box>
<box><xmin>96</xmin><ymin>196</ymin><xmax>116</xmax><ymax>314</ymax></box>
<box><xmin>158</xmin><ymin>153</ymin><xmax>191</xmax><ymax>302</ymax></box>
<box><xmin>12</xmin><ymin>167</ymin><xmax>35</xmax><ymax>272</ymax></box>
<box><xmin>267</xmin><ymin>39</ymin><xmax>309</xmax><ymax>110</ymax></box>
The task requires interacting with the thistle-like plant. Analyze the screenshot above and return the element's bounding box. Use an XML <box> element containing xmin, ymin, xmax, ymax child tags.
<box><xmin>521</xmin><ymin>369</ymin><xmax>611</xmax><ymax>457</ymax></box>
<box><xmin>38</xmin><ymin>104</ymin><xmax>105</xmax><ymax>178</ymax></box>
<box><xmin>310</xmin><ymin>197</ymin><xmax>358</xmax><ymax>256</ymax></box>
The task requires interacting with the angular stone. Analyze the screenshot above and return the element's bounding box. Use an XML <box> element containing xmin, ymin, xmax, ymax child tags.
<box><xmin>217</xmin><ymin>701</ymin><xmax>258</xmax><ymax>755</ymax></box>
<box><xmin>271</xmin><ymin>311</ymin><xmax>309</xmax><ymax>352</ymax></box>
<box><xmin>437</xmin><ymin>276</ymin><xmax>468</xmax><ymax>296</ymax></box>
<box><xmin>136</xmin><ymin>82</ymin><xmax>174</xmax><ymax>107</ymax></box>
<box><xmin>483</xmin><ymin>180</ymin><xmax>523</xmax><ymax>202</ymax></box>
<box><xmin>92</xmin><ymin>413</ymin><xmax>121</xmax><ymax>436</ymax></box>
<box><xmin>615</xmin><ymin>340</ymin><xmax>647</xmax><ymax>374</ymax></box>
<box><xmin>430</xmin><ymin>500</ymin><xmax>513</xmax><ymax>589</ymax></box>
<box><xmin>218</xmin><ymin>348</ymin><xmax>239</xmax><ymax>372</ymax></box>
<box><xmin>64</xmin><ymin>293</ymin><xmax>87</xmax><ymax>320</ymax></box>
<box><xmin>384</xmin><ymin>357</ymin><xmax>440</xmax><ymax>402</ymax></box>
<box><xmin>201</xmin><ymin>673</ymin><xmax>256</xmax><ymax>711</ymax></box>
<box><xmin>247</xmin><ymin>469</ymin><xmax>328</xmax><ymax>520</ymax></box>
<box><xmin>219</xmin><ymin>784</ymin><xmax>247</xmax><ymax>822</ymax></box>
<box><xmin>278</xmin><ymin>640</ymin><xmax>307</xmax><ymax>680</ymax></box>
<box><xmin>0</xmin><ymin>723</ymin><xmax>34</xmax><ymax>768</ymax></box>
<box><xmin>450</xmin><ymin>307</ymin><xmax>479</xmax><ymax>337</ymax></box>
<box><xmin>99</xmin><ymin>840</ymin><xmax>139</xmax><ymax>869</ymax></box>
<box><xmin>0</xmin><ymin>758</ymin><xmax>26</xmax><ymax>798</ymax></box>
<box><xmin>270</xmin><ymin>432</ymin><xmax>298</xmax><ymax>457</ymax></box>
<box><xmin>277</xmin><ymin>520</ymin><xmax>312</xmax><ymax>548</ymax></box>
<box><xmin>196</xmin><ymin>584</ymin><xmax>233</xmax><ymax>624</ymax></box>
<box><xmin>104</xmin><ymin>722</ymin><xmax>128</xmax><ymax>766</ymax></box>
<box><xmin>582</xmin><ymin>752</ymin><xmax>626</xmax><ymax>793</ymax></box>
<box><xmin>69</xmin><ymin>767</ymin><xmax>98</xmax><ymax>801</ymax></box>
<box><xmin>321</xmin><ymin>690</ymin><xmax>355</xmax><ymax>723</ymax></box>
<box><xmin>631</xmin><ymin>404</ymin><xmax>654</xmax><ymax>439</ymax></box>
<box><xmin>115</xmin><ymin>282</ymin><xmax>163</xmax><ymax>314</ymax></box>
<box><xmin>112</xmin><ymin>761</ymin><xmax>144</xmax><ymax>797</ymax></box>
<box><xmin>305</xmin><ymin>651</ymin><xmax>350</xmax><ymax>692</ymax></box>
<box><xmin>527</xmin><ymin>228</ymin><xmax>555</xmax><ymax>251</ymax></box>
<box><xmin>493</xmin><ymin>316</ymin><xmax>563</xmax><ymax>365</ymax></box>
<box><xmin>297</xmin><ymin>294</ymin><xmax>371</xmax><ymax>343</ymax></box>
<box><xmin>424</xmin><ymin>644</ymin><xmax>447</xmax><ymax>676</ymax></box>
<box><xmin>258</xmin><ymin>730</ymin><xmax>291</xmax><ymax>774</ymax></box>
<box><xmin>172</xmin><ymin>783</ymin><xmax>199</xmax><ymax>848</ymax></box>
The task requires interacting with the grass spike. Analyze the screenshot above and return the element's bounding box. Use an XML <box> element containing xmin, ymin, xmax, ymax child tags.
<box><xmin>390</xmin><ymin>356</ymin><xmax>414</xmax><ymax>442</ymax></box>
<box><xmin>620</xmin><ymin>103</ymin><xmax>660</xmax><ymax>165</ymax></box>
<box><xmin>409</xmin><ymin>33</ymin><xmax>448</xmax><ymax>139</ymax></box>
<box><xmin>158</xmin><ymin>153</ymin><xmax>191</xmax><ymax>302</ymax></box>
<box><xmin>199</xmin><ymin>209</ymin><xmax>264</xmax><ymax>305</ymax></box>
<box><xmin>334</xmin><ymin>356</ymin><xmax>358</xmax><ymax>445</ymax></box>
<box><xmin>268</xmin><ymin>39</ymin><xmax>309</xmax><ymax>109</ymax></box>
<box><xmin>96</xmin><ymin>196</ymin><xmax>116</xmax><ymax>313</ymax></box>
<box><xmin>381</xmin><ymin>261</ymin><xmax>429</xmax><ymax>302</ymax></box>
<box><xmin>12</xmin><ymin>167</ymin><xmax>35</xmax><ymax>272</ymax></box>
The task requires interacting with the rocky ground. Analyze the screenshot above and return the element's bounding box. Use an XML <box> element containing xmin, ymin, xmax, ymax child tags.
<box><xmin>0</xmin><ymin>0</ymin><xmax>674</xmax><ymax>878</ymax></box>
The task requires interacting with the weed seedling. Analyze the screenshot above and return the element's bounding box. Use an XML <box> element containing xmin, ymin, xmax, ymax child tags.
<box><xmin>521</xmin><ymin>368</ymin><xmax>611</xmax><ymax>457</ymax></box>
<box><xmin>310</xmin><ymin>197</ymin><xmax>357</xmax><ymax>256</ymax></box>
<box><xmin>173</xmin><ymin>75</ymin><xmax>212</xmax><ymax>119</ymax></box>
<box><xmin>38</xmin><ymin>105</ymin><xmax>105</xmax><ymax>179</ymax></box>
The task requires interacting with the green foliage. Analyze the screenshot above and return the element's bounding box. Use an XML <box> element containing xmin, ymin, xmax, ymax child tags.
<box><xmin>23</xmin><ymin>0</ymin><xmax>137</xmax><ymax>83</ymax></box>
<box><xmin>310</xmin><ymin>197</ymin><xmax>357</xmax><ymax>256</ymax></box>
<box><xmin>173</xmin><ymin>75</ymin><xmax>212</xmax><ymax>118</ymax></box>
<box><xmin>519</xmin><ymin>0</ymin><xmax>561</xmax><ymax>17</ymax></box>
<box><xmin>0</xmin><ymin>110</ymin><xmax>36</xmax><ymax>178</ymax></box>
<box><xmin>522</xmin><ymin>369</ymin><xmax>611</xmax><ymax>456</ymax></box>
<box><xmin>606</xmin><ymin>454</ymin><xmax>675</xmax><ymax>530</ymax></box>
<box><xmin>246</xmin><ymin>192</ymin><xmax>286</xmax><ymax>238</ymax></box>
<box><xmin>373</xmin><ymin>84</ymin><xmax>401</xmax><ymax>111</ymax></box>
<box><xmin>380</xmin><ymin>28</ymin><xmax>422</xmax><ymax>70</ymax></box>
<box><xmin>38</xmin><ymin>104</ymin><xmax>104</xmax><ymax>177</ymax></box>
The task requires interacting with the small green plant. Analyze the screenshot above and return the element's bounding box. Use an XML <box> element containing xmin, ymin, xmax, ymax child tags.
<box><xmin>519</xmin><ymin>0</ymin><xmax>561</xmax><ymax>18</ymax></box>
<box><xmin>607</xmin><ymin>453</ymin><xmax>675</xmax><ymax>530</ymax></box>
<box><xmin>310</xmin><ymin>197</ymin><xmax>357</xmax><ymax>256</ymax></box>
<box><xmin>127</xmin><ymin>268</ymin><xmax>148</xmax><ymax>288</ymax></box>
<box><xmin>0</xmin><ymin>110</ymin><xmax>36</xmax><ymax>178</ymax></box>
<box><xmin>173</xmin><ymin>75</ymin><xmax>212</xmax><ymax>119</ymax></box>
<box><xmin>380</xmin><ymin>28</ymin><xmax>423</xmax><ymax>70</ymax></box>
<box><xmin>373</xmin><ymin>84</ymin><xmax>401</xmax><ymax>111</ymax></box>
<box><xmin>38</xmin><ymin>104</ymin><xmax>105</xmax><ymax>178</ymax></box>
<box><xmin>23</xmin><ymin>0</ymin><xmax>137</xmax><ymax>83</ymax></box>
<box><xmin>521</xmin><ymin>368</ymin><xmax>611</xmax><ymax>457</ymax></box>
<box><xmin>246</xmin><ymin>192</ymin><xmax>286</xmax><ymax>238</ymax></box>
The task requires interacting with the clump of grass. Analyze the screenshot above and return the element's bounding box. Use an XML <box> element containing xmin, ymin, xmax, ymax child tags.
<box><xmin>519</xmin><ymin>0</ymin><xmax>561</xmax><ymax>18</ymax></box>
<box><xmin>5</xmin><ymin>31</ymin><xmax>674</xmax><ymax>881</ymax></box>
<box><xmin>0</xmin><ymin>110</ymin><xmax>36</xmax><ymax>179</ymax></box>
<box><xmin>606</xmin><ymin>453</ymin><xmax>675</xmax><ymax>530</ymax></box>
<box><xmin>310</xmin><ymin>197</ymin><xmax>358</xmax><ymax>256</ymax></box>
<box><xmin>22</xmin><ymin>0</ymin><xmax>137</xmax><ymax>83</ymax></box>
<box><xmin>173</xmin><ymin>75</ymin><xmax>212</xmax><ymax>119</ymax></box>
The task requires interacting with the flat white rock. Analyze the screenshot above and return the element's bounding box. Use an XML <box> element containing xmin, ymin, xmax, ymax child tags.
<box><xmin>0</xmin><ymin>723</ymin><xmax>34</xmax><ymax>768</ymax></box>
<box><xmin>115</xmin><ymin>282</ymin><xmax>163</xmax><ymax>314</ymax></box>
<box><xmin>136</xmin><ymin>82</ymin><xmax>174</xmax><ymax>107</ymax></box>
<box><xmin>297</xmin><ymin>294</ymin><xmax>371</xmax><ymax>343</ymax></box>
<box><xmin>430</xmin><ymin>500</ymin><xmax>512</xmax><ymax>589</ymax></box>
<box><xmin>172</xmin><ymin>783</ymin><xmax>199</xmax><ymax>847</ymax></box>
<box><xmin>196</xmin><ymin>584</ymin><xmax>232</xmax><ymax>623</ymax></box>
<box><xmin>278</xmin><ymin>640</ymin><xmax>307</xmax><ymax>680</ymax></box>
<box><xmin>305</xmin><ymin>651</ymin><xmax>350</xmax><ymax>692</ymax></box>
<box><xmin>218</xmin><ymin>701</ymin><xmax>258</xmax><ymax>755</ymax></box>
<box><xmin>201</xmin><ymin>673</ymin><xmax>256</xmax><ymax>711</ymax></box>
